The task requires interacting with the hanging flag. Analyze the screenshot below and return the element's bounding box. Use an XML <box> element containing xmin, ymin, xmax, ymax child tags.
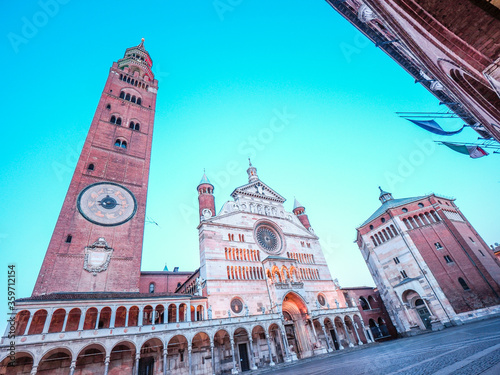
<box><xmin>442</xmin><ymin>142</ymin><xmax>489</xmax><ymax>158</ymax></box>
<box><xmin>406</xmin><ymin>119</ymin><xmax>464</xmax><ymax>136</ymax></box>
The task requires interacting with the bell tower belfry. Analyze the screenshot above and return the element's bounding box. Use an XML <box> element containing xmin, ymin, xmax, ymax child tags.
<box><xmin>33</xmin><ymin>39</ymin><xmax>158</xmax><ymax>296</ymax></box>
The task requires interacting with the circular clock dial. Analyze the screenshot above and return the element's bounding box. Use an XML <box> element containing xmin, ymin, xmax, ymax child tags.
<box><xmin>254</xmin><ymin>223</ymin><xmax>283</xmax><ymax>254</ymax></box>
<box><xmin>77</xmin><ymin>182</ymin><xmax>137</xmax><ymax>226</ymax></box>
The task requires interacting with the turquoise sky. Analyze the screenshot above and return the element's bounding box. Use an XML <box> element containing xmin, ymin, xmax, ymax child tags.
<box><xmin>1</xmin><ymin>1</ymin><xmax>499</xmax><ymax>322</ymax></box>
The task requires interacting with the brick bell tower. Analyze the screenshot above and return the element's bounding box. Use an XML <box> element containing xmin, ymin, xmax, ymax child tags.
<box><xmin>33</xmin><ymin>39</ymin><xmax>158</xmax><ymax>296</ymax></box>
<box><xmin>197</xmin><ymin>172</ymin><xmax>216</xmax><ymax>221</ymax></box>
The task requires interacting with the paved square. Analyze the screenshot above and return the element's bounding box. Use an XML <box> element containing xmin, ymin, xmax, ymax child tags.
<box><xmin>262</xmin><ymin>317</ymin><xmax>500</xmax><ymax>375</ymax></box>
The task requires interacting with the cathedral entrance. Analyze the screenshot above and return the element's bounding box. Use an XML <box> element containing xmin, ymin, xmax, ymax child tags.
<box><xmin>415</xmin><ymin>299</ymin><xmax>432</xmax><ymax>329</ymax></box>
<box><xmin>238</xmin><ymin>343</ymin><xmax>250</xmax><ymax>371</ymax></box>
<box><xmin>282</xmin><ymin>292</ymin><xmax>313</xmax><ymax>358</ymax></box>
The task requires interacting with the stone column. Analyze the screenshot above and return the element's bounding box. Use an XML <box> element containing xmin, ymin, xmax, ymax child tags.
<box><xmin>42</xmin><ymin>309</ymin><xmax>52</xmax><ymax>334</ymax></box>
<box><xmin>110</xmin><ymin>307</ymin><xmax>116</xmax><ymax>329</ymax></box>
<box><xmin>188</xmin><ymin>344</ymin><xmax>192</xmax><ymax>375</ymax></box>
<box><xmin>375</xmin><ymin>322</ymin><xmax>383</xmax><ymax>338</ymax></box>
<box><xmin>68</xmin><ymin>361</ymin><xmax>76</xmax><ymax>375</ymax></box>
<box><xmin>134</xmin><ymin>353</ymin><xmax>140</xmax><ymax>375</ymax></box>
<box><xmin>95</xmin><ymin>309</ymin><xmax>101</xmax><ymax>330</ymax></box>
<box><xmin>176</xmin><ymin>304</ymin><xmax>179</xmax><ymax>323</ymax></box>
<box><xmin>61</xmin><ymin>311</ymin><xmax>69</xmax><ymax>332</ymax></box>
<box><xmin>248</xmin><ymin>337</ymin><xmax>258</xmax><ymax>370</ymax></box>
<box><xmin>265</xmin><ymin>333</ymin><xmax>275</xmax><ymax>366</ymax></box>
<box><xmin>342</xmin><ymin>320</ymin><xmax>354</xmax><ymax>347</ymax></box>
<box><xmin>360</xmin><ymin>320</ymin><xmax>373</xmax><ymax>343</ymax></box>
<box><xmin>30</xmin><ymin>365</ymin><xmax>38</xmax><ymax>375</ymax></box>
<box><xmin>331</xmin><ymin>322</ymin><xmax>344</xmax><ymax>350</ymax></box>
<box><xmin>187</xmin><ymin>302</ymin><xmax>191</xmax><ymax>322</ymax></box>
<box><xmin>320</xmin><ymin>324</ymin><xmax>332</xmax><ymax>352</ymax></box>
<box><xmin>163</xmin><ymin>348</ymin><xmax>168</xmax><ymax>375</ymax></box>
<box><xmin>151</xmin><ymin>309</ymin><xmax>156</xmax><ymax>326</ymax></box>
<box><xmin>138</xmin><ymin>307</ymin><xmax>144</xmax><ymax>327</ymax></box>
<box><xmin>352</xmin><ymin>320</ymin><xmax>363</xmax><ymax>345</ymax></box>
<box><xmin>210</xmin><ymin>343</ymin><xmax>215</xmax><ymax>375</ymax></box>
<box><xmin>77</xmin><ymin>308</ymin><xmax>86</xmax><ymax>331</ymax></box>
<box><xmin>279</xmin><ymin>325</ymin><xmax>291</xmax><ymax>361</ymax></box>
<box><xmin>125</xmin><ymin>307</ymin><xmax>129</xmax><ymax>327</ymax></box>
<box><xmin>23</xmin><ymin>312</ymin><xmax>34</xmax><ymax>335</ymax></box>
<box><xmin>230</xmin><ymin>337</ymin><xmax>237</xmax><ymax>373</ymax></box>
<box><xmin>104</xmin><ymin>355</ymin><xmax>110</xmax><ymax>375</ymax></box>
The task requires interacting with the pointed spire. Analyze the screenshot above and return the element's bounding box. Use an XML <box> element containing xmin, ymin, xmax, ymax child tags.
<box><xmin>137</xmin><ymin>38</ymin><xmax>145</xmax><ymax>51</ymax></box>
<box><xmin>378</xmin><ymin>186</ymin><xmax>394</xmax><ymax>204</ymax></box>
<box><xmin>247</xmin><ymin>158</ymin><xmax>259</xmax><ymax>183</ymax></box>
<box><xmin>198</xmin><ymin>171</ymin><xmax>213</xmax><ymax>188</ymax></box>
<box><xmin>293</xmin><ymin>197</ymin><xmax>304</xmax><ymax>210</ymax></box>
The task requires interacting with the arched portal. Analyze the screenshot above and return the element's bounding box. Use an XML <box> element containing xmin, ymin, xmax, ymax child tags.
<box><xmin>109</xmin><ymin>341</ymin><xmax>135</xmax><ymax>375</ymax></box>
<box><xmin>402</xmin><ymin>289</ymin><xmax>432</xmax><ymax>330</ymax></box>
<box><xmin>281</xmin><ymin>292</ymin><xmax>313</xmax><ymax>358</ymax></box>
<box><xmin>140</xmin><ymin>338</ymin><xmax>163</xmax><ymax>375</ymax></box>
<box><xmin>192</xmin><ymin>332</ymin><xmax>212</xmax><ymax>374</ymax></box>
<box><xmin>1</xmin><ymin>351</ymin><xmax>33</xmax><ymax>374</ymax></box>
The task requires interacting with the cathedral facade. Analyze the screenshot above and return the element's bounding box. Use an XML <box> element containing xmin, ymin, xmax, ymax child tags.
<box><xmin>0</xmin><ymin>41</ymin><xmax>370</xmax><ymax>375</ymax></box>
<box><xmin>356</xmin><ymin>188</ymin><xmax>500</xmax><ymax>336</ymax></box>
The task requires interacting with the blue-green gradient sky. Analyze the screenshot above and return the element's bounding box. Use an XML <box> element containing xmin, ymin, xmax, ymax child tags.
<box><xmin>1</xmin><ymin>1</ymin><xmax>499</xmax><ymax>321</ymax></box>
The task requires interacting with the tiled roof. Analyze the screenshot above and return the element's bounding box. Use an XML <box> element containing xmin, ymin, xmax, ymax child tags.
<box><xmin>359</xmin><ymin>195</ymin><xmax>427</xmax><ymax>228</ymax></box>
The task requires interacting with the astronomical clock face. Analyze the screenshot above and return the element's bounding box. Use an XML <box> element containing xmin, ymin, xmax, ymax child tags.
<box><xmin>254</xmin><ymin>222</ymin><xmax>283</xmax><ymax>254</ymax></box>
<box><xmin>77</xmin><ymin>182</ymin><xmax>137</xmax><ymax>226</ymax></box>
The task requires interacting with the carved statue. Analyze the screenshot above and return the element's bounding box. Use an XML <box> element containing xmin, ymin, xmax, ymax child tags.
<box><xmin>316</xmin><ymin>300</ymin><xmax>321</xmax><ymax>310</ymax></box>
<box><xmin>195</xmin><ymin>277</ymin><xmax>203</xmax><ymax>296</ymax></box>
<box><xmin>245</xmin><ymin>304</ymin><xmax>249</xmax><ymax>317</ymax></box>
<box><xmin>335</xmin><ymin>299</ymin><xmax>340</xmax><ymax>308</ymax></box>
<box><xmin>228</xmin><ymin>310</ymin><xmax>231</xmax><ymax>318</ymax></box>
<box><xmin>208</xmin><ymin>305</ymin><xmax>212</xmax><ymax>319</ymax></box>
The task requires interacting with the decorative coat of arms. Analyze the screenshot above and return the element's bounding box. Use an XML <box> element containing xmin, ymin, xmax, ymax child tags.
<box><xmin>83</xmin><ymin>237</ymin><xmax>114</xmax><ymax>276</ymax></box>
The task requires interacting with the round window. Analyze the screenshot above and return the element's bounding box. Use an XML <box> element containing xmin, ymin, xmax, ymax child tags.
<box><xmin>402</xmin><ymin>208</ymin><xmax>408</xmax><ymax>213</ymax></box>
<box><xmin>254</xmin><ymin>222</ymin><xmax>283</xmax><ymax>254</ymax></box>
<box><xmin>369</xmin><ymin>225</ymin><xmax>374</xmax><ymax>230</ymax></box>
<box><xmin>230</xmin><ymin>298</ymin><xmax>244</xmax><ymax>314</ymax></box>
<box><xmin>381</xmin><ymin>218</ymin><xmax>386</xmax><ymax>223</ymax></box>
<box><xmin>317</xmin><ymin>294</ymin><xmax>326</xmax><ymax>306</ymax></box>
<box><xmin>418</xmin><ymin>203</ymin><xmax>424</xmax><ymax>208</ymax></box>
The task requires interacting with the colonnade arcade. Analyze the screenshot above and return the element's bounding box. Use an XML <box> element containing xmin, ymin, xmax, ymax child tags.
<box><xmin>1</xmin><ymin>312</ymin><xmax>370</xmax><ymax>374</ymax></box>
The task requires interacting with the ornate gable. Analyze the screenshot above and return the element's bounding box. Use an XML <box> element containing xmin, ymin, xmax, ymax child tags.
<box><xmin>231</xmin><ymin>180</ymin><xmax>286</xmax><ymax>203</ymax></box>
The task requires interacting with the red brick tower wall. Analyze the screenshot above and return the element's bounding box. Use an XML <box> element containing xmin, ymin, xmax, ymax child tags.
<box><xmin>33</xmin><ymin>43</ymin><xmax>158</xmax><ymax>296</ymax></box>
<box><xmin>297</xmin><ymin>214</ymin><xmax>311</xmax><ymax>229</ymax></box>
<box><xmin>406</xmin><ymin>199</ymin><xmax>500</xmax><ymax>313</ymax></box>
<box><xmin>198</xmin><ymin>183</ymin><xmax>216</xmax><ymax>220</ymax></box>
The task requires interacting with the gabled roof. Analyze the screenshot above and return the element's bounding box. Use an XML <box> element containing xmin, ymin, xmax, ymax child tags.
<box><xmin>359</xmin><ymin>195</ymin><xmax>427</xmax><ymax>228</ymax></box>
<box><xmin>230</xmin><ymin>180</ymin><xmax>286</xmax><ymax>203</ymax></box>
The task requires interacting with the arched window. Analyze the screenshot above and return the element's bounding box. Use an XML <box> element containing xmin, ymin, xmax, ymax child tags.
<box><xmin>137</xmin><ymin>98</ymin><xmax>142</xmax><ymax>105</ymax></box>
<box><xmin>87</xmin><ymin>163</ymin><xmax>94</xmax><ymax>171</ymax></box>
<box><xmin>125</xmin><ymin>93</ymin><xmax>131</xmax><ymax>101</ymax></box>
<box><xmin>110</xmin><ymin>115</ymin><xmax>116</xmax><ymax>124</ymax></box>
<box><xmin>119</xmin><ymin>92</ymin><xmax>125</xmax><ymax>99</ymax></box>
<box><xmin>131</xmin><ymin>96</ymin><xmax>136</xmax><ymax>103</ymax></box>
<box><xmin>129</xmin><ymin>121</ymin><xmax>135</xmax><ymax>129</ymax></box>
<box><xmin>106</xmin><ymin>104</ymin><xmax>111</xmax><ymax>110</ymax></box>
<box><xmin>114</xmin><ymin>139</ymin><xmax>127</xmax><ymax>149</ymax></box>
<box><xmin>116</xmin><ymin>117</ymin><xmax>122</xmax><ymax>125</ymax></box>
<box><xmin>134</xmin><ymin>124</ymin><xmax>140</xmax><ymax>131</ymax></box>
<box><xmin>458</xmin><ymin>278</ymin><xmax>470</xmax><ymax>291</ymax></box>
<box><xmin>359</xmin><ymin>297</ymin><xmax>370</xmax><ymax>310</ymax></box>
<box><xmin>149</xmin><ymin>283</ymin><xmax>155</xmax><ymax>293</ymax></box>
<box><xmin>127</xmin><ymin>77</ymin><xmax>131</xmax><ymax>83</ymax></box>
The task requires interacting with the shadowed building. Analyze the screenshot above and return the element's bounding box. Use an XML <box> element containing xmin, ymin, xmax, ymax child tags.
<box><xmin>356</xmin><ymin>188</ymin><xmax>500</xmax><ymax>336</ymax></box>
<box><xmin>326</xmin><ymin>0</ymin><xmax>500</xmax><ymax>142</ymax></box>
